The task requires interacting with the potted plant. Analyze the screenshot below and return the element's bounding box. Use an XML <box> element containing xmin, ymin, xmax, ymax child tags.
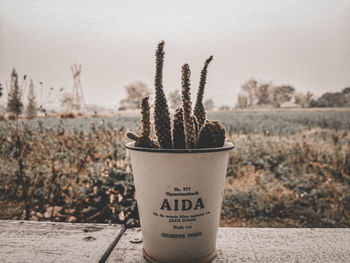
<box><xmin>126</xmin><ymin>41</ymin><xmax>234</xmax><ymax>263</ymax></box>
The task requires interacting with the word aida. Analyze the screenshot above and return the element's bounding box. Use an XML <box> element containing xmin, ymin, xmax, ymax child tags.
<box><xmin>160</xmin><ymin>198</ymin><xmax>205</xmax><ymax>211</ymax></box>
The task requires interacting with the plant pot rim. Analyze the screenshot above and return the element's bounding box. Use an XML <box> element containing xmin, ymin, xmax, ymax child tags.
<box><xmin>125</xmin><ymin>141</ymin><xmax>234</xmax><ymax>153</ymax></box>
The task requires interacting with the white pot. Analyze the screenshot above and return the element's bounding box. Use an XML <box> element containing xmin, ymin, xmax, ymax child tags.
<box><xmin>126</xmin><ymin>142</ymin><xmax>234</xmax><ymax>263</ymax></box>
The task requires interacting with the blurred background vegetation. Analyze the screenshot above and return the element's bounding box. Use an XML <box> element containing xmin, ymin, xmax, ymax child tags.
<box><xmin>1</xmin><ymin>68</ymin><xmax>350</xmax><ymax>228</ymax></box>
<box><xmin>0</xmin><ymin>69</ymin><xmax>349</xmax><ymax>227</ymax></box>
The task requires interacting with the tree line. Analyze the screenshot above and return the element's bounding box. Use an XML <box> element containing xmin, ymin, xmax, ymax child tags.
<box><xmin>236</xmin><ymin>78</ymin><xmax>350</xmax><ymax>109</ymax></box>
<box><xmin>0</xmin><ymin>69</ymin><xmax>38</xmax><ymax>120</ymax></box>
<box><xmin>119</xmin><ymin>79</ymin><xmax>350</xmax><ymax>111</ymax></box>
<box><xmin>118</xmin><ymin>81</ymin><xmax>215</xmax><ymax>111</ymax></box>
<box><xmin>0</xmin><ymin>68</ymin><xmax>72</xmax><ymax>119</ymax></box>
<box><xmin>2</xmin><ymin>69</ymin><xmax>349</xmax><ymax>119</ymax></box>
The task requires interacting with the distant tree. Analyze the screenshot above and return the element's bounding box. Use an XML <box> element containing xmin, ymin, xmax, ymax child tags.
<box><xmin>204</xmin><ymin>98</ymin><xmax>214</xmax><ymax>110</ymax></box>
<box><xmin>26</xmin><ymin>79</ymin><xmax>37</xmax><ymax>119</ymax></box>
<box><xmin>294</xmin><ymin>91</ymin><xmax>313</xmax><ymax>108</ymax></box>
<box><xmin>309</xmin><ymin>99</ymin><xmax>322</xmax><ymax>107</ymax></box>
<box><xmin>236</xmin><ymin>94</ymin><xmax>248</xmax><ymax>108</ymax></box>
<box><xmin>241</xmin><ymin>78</ymin><xmax>258</xmax><ymax>106</ymax></box>
<box><xmin>119</xmin><ymin>81</ymin><xmax>151</xmax><ymax>110</ymax></box>
<box><xmin>7</xmin><ymin>69</ymin><xmax>23</xmax><ymax>116</ymax></box>
<box><xmin>327</xmin><ymin>92</ymin><xmax>347</xmax><ymax>107</ymax></box>
<box><xmin>255</xmin><ymin>82</ymin><xmax>273</xmax><ymax>105</ymax></box>
<box><xmin>0</xmin><ymin>83</ymin><xmax>3</xmax><ymax>98</ymax></box>
<box><xmin>239</xmin><ymin>78</ymin><xmax>298</xmax><ymax>108</ymax></box>
<box><xmin>343</xmin><ymin>87</ymin><xmax>350</xmax><ymax>106</ymax></box>
<box><xmin>294</xmin><ymin>93</ymin><xmax>305</xmax><ymax>107</ymax></box>
<box><xmin>272</xmin><ymin>85</ymin><xmax>295</xmax><ymax>107</ymax></box>
<box><xmin>306</xmin><ymin>91</ymin><xmax>313</xmax><ymax>105</ymax></box>
<box><xmin>310</xmin><ymin>92</ymin><xmax>347</xmax><ymax>107</ymax></box>
<box><xmin>60</xmin><ymin>92</ymin><xmax>74</xmax><ymax>111</ymax></box>
<box><xmin>168</xmin><ymin>89</ymin><xmax>182</xmax><ymax>109</ymax></box>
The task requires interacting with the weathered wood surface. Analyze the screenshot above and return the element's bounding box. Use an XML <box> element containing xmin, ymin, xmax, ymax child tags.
<box><xmin>0</xmin><ymin>220</ymin><xmax>124</xmax><ymax>263</ymax></box>
<box><xmin>1</xmin><ymin>221</ymin><xmax>350</xmax><ymax>262</ymax></box>
<box><xmin>107</xmin><ymin>228</ymin><xmax>350</xmax><ymax>263</ymax></box>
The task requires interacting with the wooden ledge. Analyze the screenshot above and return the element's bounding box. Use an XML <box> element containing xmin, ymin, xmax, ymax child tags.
<box><xmin>107</xmin><ymin>228</ymin><xmax>350</xmax><ymax>262</ymax></box>
<box><xmin>1</xmin><ymin>220</ymin><xmax>350</xmax><ymax>262</ymax></box>
<box><xmin>0</xmin><ymin>220</ymin><xmax>124</xmax><ymax>263</ymax></box>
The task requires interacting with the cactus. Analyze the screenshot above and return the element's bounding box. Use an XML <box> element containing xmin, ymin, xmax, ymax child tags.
<box><xmin>126</xmin><ymin>42</ymin><xmax>227</xmax><ymax>150</ymax></box>
<box><xmin>181</xmin><ymin>64</ymin><xmax>196</xmax><ymax>149</ymax></box>
<box><xmin>126</xmin><ymin>132</ymin><xmax>157</xmax><ymax>148</ymax></box>
<box><xmin>126</xmin><ymin>131</ymin><xmax>139</xmax><ymax>141</ymax></box>
<box><xmin>194</xmin><ymin>56</ymin><xmax>213</xmax><ymax>129</ymax></box>
<box><xmin>135</xmin><ymin>136</ymin><xmax>157</xmax><ymax>148</ymax></box>
<box><xmin>140</xmin><ymin>97</ymin><xmax>151</xmax><ymax>138</ymax></box>
<box><xmin>197</xmin><ymin>120</ymin><xmax>226</xmax><ymax>148</ymax></box>
<box><xmin>172</xmin><ymin>106</ymin><xmax>186</xmax><ymax>149</ymax></box>
<box><xmin>154</xmin><ymin>41</ymin><xmax>172</xmax><ymax>149</ymax></box>
<box><xmin>126</xmin><ymin>97</ymin><xmax>157</xmax><ymax>148</ymax></box>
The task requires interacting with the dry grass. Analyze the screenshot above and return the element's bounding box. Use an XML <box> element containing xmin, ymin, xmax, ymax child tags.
<box><xmin>221</xmin><ymin>130</ymin><xmax>350</xmax><ymax>227</ymax></box>
<box><xmin>0</xmin><ymin>109</ymin><xmax>349</xmax><ymax>227</ymax></box>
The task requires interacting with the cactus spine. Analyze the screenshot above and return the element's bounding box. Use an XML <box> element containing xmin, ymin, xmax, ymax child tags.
<box><xmin>194</xmin><ymin>56</ymin><xmax>213</xmax><ymax>129</ymax></box>
<box><xmin>154</xmin><ymin>41</ymin><xmax>172</xmax><ymax>149</ymax></box>
<box><xmin>181</xmin><ymin>64</ymin><xmax>196</xmax><ymax>149</ymax></box>
<box><xmin>172</xmin><ymin>106</ymin><xmax>186</xmax><ymax>149</ymax></box>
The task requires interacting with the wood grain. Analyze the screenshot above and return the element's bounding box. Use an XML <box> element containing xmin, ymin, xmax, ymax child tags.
<box><xmin>1</xmin><ymin>221</ymin><xmax>349</xmax><ymax>262</ymax></box>
<box><xmin>0</xmin><ymin>220</ymin><xmax>124</xmax><ymax>263</ymax></box>
<box><xmin>107</xmin><ymin>228</ymin><xmax>350</xmax><ymax>263</ymax></box>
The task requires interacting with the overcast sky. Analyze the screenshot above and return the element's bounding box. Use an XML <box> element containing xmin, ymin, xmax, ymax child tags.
<box><xmin>1</xmin><ymin>0</ymin><xmax>349</xmax><ymax>108</ymax></box>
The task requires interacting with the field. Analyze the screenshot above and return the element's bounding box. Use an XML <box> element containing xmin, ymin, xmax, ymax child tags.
<box><xmin>1</xmin><ymin>109</ymin><xmax>350</xmax><ymax>228</ymax></box>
